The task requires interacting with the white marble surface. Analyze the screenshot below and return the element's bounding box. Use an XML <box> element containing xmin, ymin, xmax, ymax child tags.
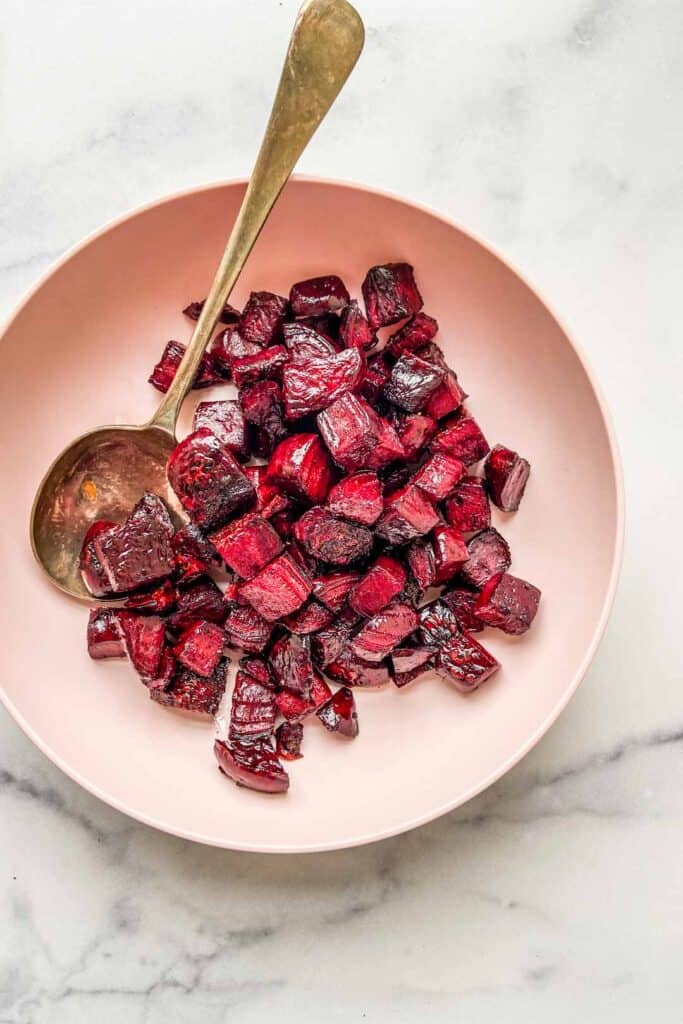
<box><xmin>1</xmin><ymin>0</ymin><xmax>682</xmax><ymax>1020</ymax></box>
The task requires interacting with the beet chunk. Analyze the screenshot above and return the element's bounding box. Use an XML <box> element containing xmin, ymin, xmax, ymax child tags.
<box><xmin>267</xmin><ymin>433</ymin><xmax>334</xmax><ymax>504</ymax></box>
<box><xmin>432</xmin><ymin>525</ymin><xmax>468</xmax><ymax>584</ymax></box>
<box><xmin>391</xmin><ymin>645</ymin><xmax>434</xmax><ymax>679</ymax></box>
<box><xmin>442</xmin><ymin>587</ymin><xmax>484</xmax><ymax>632</ymax></box>
<box><xmin>418</xmin><ymin>599</ymin><xmax>461</xmax><ymax>647</ymax></box>
<box><xmin>154</xmin><ymin>663</ymin><xmax>226</xmax><ymax>713</ymax></box>
<box><xmin>282</xmin><ymin>599</ymin><xmax>334</xmax><ymax>635</ymax></box>
<box><xmin>283</xmin><ymin>321</ymin><xmax>339</xmax><ymax>361</ymax></box>
<box><xmin>396</xmin><ymin>414</ymin><xmax>437</xmax><ymax>459</ymax></box>
<box><xmin>485</xmin><ymin>445</ymin><xmax>531</xmax><ymax>512</ymax></box>
<box><xmin>192</xmin><ymin>400</ymin><xmax>250</xmax><ymax>461</ymax></box>
<box><xmin>124</xmin><ymin>579</ymin><xmax>178</xmax><ymax>615</ymax></box>
<box><xmin>339</xmin><ymin>300</ymin><xmax>376</xmax><ymax>350</ymax></box>
<box><xmin>431</xmin><ymin>413</ymin><xmax>490</xmax><ymax>466</ymax></box>
<box><xmin>232</xmin><ymin>345</ymin><xmax>288</xmax><ymax>388</ymax></box>
<box><xmin>91</xmin><ymin>493</ymin><xmax>175</xmax><ymax>596</ymax></box>
<box><xmin>167</xmin><ymin>578</ymin><xmax>226</xmax><ymax>633</ymax></box>
<box><xmin>240</xmin><ymin>655</ymin><xmax>274</xmax><ymax>688</ymax></box>
<box><xmin>210</xmin><ymin>326</ymin><xmax>261</xmax><ymax>376</ymax></box>
<box><xmin>168</xmin><ymin>429</ymin><xmax>254</xmax><ymax>532</ymax></box>
<box><xmin>460</xmin><ymin>528</ymin><xmax>512</xmax><ymax>588</ymax></box>
<box><xmin>210</xmin><ymin>514</ymin><xmax>283</xmax><ymax>580</ymax></box>
<box><xmin>326</xmin><ymin>648</ymin><xmax>392</xmax><ymax>687</ymax></box>
<box><xmin>375</xmin><ymin>483</ymin><xmax>439</xmax><ymax>545</ymax></box>
<box><xmin>87</xmin><ymin>609</ymin><xmax>126</xmax><ymax>660</ymax></box>
<box><xmin>312</xmin><ymin>571</ymin><xmax>360</xmax><ymax>611</ymax></box>
<box><xmin>435</xmin><ymin>632</ymin><xmax>500</xmax><ymax>693</ymax></box>
<box><xmin>148</xmin><ymin>340</ymin><xmax>221</xmax><ymax>393</ymax></box>
<box><xmin>276</xmin><ymin>721</ymin><xmax>304</xmax><ymax>760</ymax></box>
<box><xmin>362</xmin><ymin>263</ymin><xmax>423</xmax><ymax>329</ymax></box>
<box><xmin>317</xmin><ymin>687</ymin><xmax>359</xmax><ymax>737</ymax></box>
<box><xmin>327</xmin><ymin>471</ymin><xmax>383</xmax><ymax>525</ymax></box>
<box><xmin>294</xmin><ymin>507</ymin><xmax>373</xmax><ymax>566</ymax></box>
<box><xmin>349</xmin><ymin>556</ymin><xmax>406</xmax><ymax>617</ymax></box>
<box><xmin>385</xmin><ymin>354</ymin><xmax>446</xmax><ymax>413</ymax></box>
<box><xmin>282</xmin><ymin>348</ymin><xmax>365</xmax><ymax>419</ymax></box>
<box><xmin>225</xmin><ymin>605</ymin><xmax>274</xmax><ymax>652</ymax></box>
<box><xmin>80</xmin><ymin>520</ymin><xmax>117</xmax><ymax>597</ymax></box>
<box><xmin>424</xmin><ymin>371</ymin><xmax>467</xmax><ymax>421</ymax></box>
<box><xmin>238</xmin><ymin>291</ymin><xmax>288</xmax><ymax>346</ymax></box>
<box><xmin>350</xmin><ymin>602</ymin><xmax>418</xmax><ymax>662</ymax></box>
<box><xmin>364</xmin><ymin>416</ymin><xmax>406</xmax><ymax>471</ymax></box>
<box><xmin>269</xmin><ymin>634</ymin><xmax>314</xmax><ymax>698</ymax></box>
<box><xmin>386</xmin><ymin>312</ymin><xmax>439</xmax><ymax>358</ymax></box>
<box><xmin>443</xmin><ymin>477</ymin><xmax>491</xmax><ymax>534</ymax></box>
<box><xmin>239</xmin><ymin>554</ymin><xmax>311</xmax><ymax>622</ymax></box>
<box><xmin>239</xmin><ymin>380</ymin><xmax>287</xmax><ymax>453</ymax></box>
<box><xmin>475</xmin><ymin>572</ymin><xmax>541</xmax><ymax>635</ymax></box>
<box><xmin>407</xmin><ymin>539</ymin><xmax>437</xmax><ymax>590</ymax></box>
<box><xmin>317</xmin><ymin>393</ymin><xmax>379</xmax><ymax>471</ymax></box>
<box><xmin>214</xmin><ymin>738</ymin><xmax>289</xmax><ymax>793</ymax></box>
<box><xmin>173</xmin><ymin>621</ymin><xmax>225</xmax><ymax>677</ymax></box>
<box><xmin>361</xmin><ymin>353</ymin><xmax>392</xmax><ymax>405</ymax></box>
<box><xmin>289</xmin><ymin>275</ymin><xmax>350</xmax><ymax>316</ymax></box>
<box><xmin>183</xmin><ymin>298</ymin><xmax>240</xmax><ymax>323</ymax></box>
<box><xmin>413</xmin><ymin>452</ymin><xmax>465</xmax><ymax>501</ymax></box>
<box><xmin>229</xmin><ymin>669</ymin><xmax>277</xmax><ymax>738</ymax></box>
<box><xmin>171</xmin><ymin>524</ymin><xmax>216</xmax><ymax>585</ymax></box>
<box><xmin>115</xmin><ymin>612</ymin><xmax>166</xmax><ymax>682</ymax></box>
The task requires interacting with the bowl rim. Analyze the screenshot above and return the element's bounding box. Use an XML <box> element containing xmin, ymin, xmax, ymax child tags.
<box><xmin>0</xmin><ymin>175</ymin><xmax>625</xmax><ymax>853</ymax></box>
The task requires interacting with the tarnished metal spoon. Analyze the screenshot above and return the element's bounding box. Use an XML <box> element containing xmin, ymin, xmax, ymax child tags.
<box><xmin>30</xmin><ymin>0</ymin><xmax>364</xmax><ymax>601</ymax></box>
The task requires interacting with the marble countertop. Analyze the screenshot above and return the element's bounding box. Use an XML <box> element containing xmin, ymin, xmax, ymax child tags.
<box><xmin>2</xmin><ymin>0</ymin><xmax>681</xmax><ymax>1020</ymax></box>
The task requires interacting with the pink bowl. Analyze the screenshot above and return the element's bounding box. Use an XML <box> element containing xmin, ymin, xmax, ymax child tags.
<box><xmin>0</xmin><ymin>179</ymin><xmax>623</xmax><ymax>852</ymax></box>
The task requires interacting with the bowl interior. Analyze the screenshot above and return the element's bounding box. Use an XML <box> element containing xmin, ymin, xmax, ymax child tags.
<box><xmin>0</xmin><ymin>180</ymin><xmax>621</xmax><ymax>851</ymax></box>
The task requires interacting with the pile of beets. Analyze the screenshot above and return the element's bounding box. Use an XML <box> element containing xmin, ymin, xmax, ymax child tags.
<box><xmin>81</xmin><ymin>263</ymin><xmax>540</xmax><ymax>794</ymax></box>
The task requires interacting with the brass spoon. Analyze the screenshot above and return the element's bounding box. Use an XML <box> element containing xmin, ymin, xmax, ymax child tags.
<box><xmin>30</xmin><ymin>0</ymin><xmax>364</xmax><ymax>601</ymax></box>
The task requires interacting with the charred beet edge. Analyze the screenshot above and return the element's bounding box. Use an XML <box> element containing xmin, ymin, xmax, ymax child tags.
<box><xmin>168</xmin><ymin>429</ymin><xmax>254</xmax><ymax>531</ymax></box>
<box><xmin>154</xmin><ymin>662</ymin><xmax>226</xmax><ymax>713</ymax></box>
<box><xmin>289</xmin><ymin>275</ymin><xmax>350</xmax><ymax>317</ymax></box>
<box><xmin>149</xmin><ymin>340</ymin><xmax>222</xmax><ymax>393</ymax></box>
<box><xmin>386</xmin><ymin>312</ymin><xmax>439</xmax><ymax>358</ymax></box>
<box><xmin>87</xmin><ymin>493</ymin><xmax>174</xmax><ymax>596</ymax></box>
<box><xmin>214</xmin><ymin>738</ymin><xmax>289</xmax><ymax>793</ymax></box>
<box><xmin>167</xmin><ymin>579</ymin><xmax>226</xmax><ymax>633</ymax></box>
<box><xmin>316</xmin><ymin>687</ymin><xmax>359</xmax><ymax>737</ymax></box>
<box><xmin>460</xmin><ymin>528</ymin><xmax>512</xmax><ymax>588</ymax></box>
<box><xmin>210</xmin><ymin>326</ymin><xmax>261</xmax><ymax>377</ymax></box>
<box><xmin>282</xmin><ymin>348</ymin><xmax>365</xmax><ymax>419</ymax></box>
<box><xmin>362</xmin><ymin>263</ymin><xmax>423</xmax><ymax>329</ymax></box>
<box><xmin>238</xmin><ymin>291</ymin><xmax>289</xmax><ymax>347</ymax></box>
<box><xmin>276</xmin><ymin>721</ymin><xmax>304</xmax><ymax>759</ymax></box>
<box><xmin>294</xmin><ymin>507</ymin><xmax>373</xmax><ymax>566</ymax></box>
<box><xmin>173</xmin><ymin>621</ymin><xmax>225</xmax><ymax>677</ymax></box>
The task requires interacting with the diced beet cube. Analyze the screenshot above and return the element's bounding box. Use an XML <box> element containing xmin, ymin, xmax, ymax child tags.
<box><xmin>87</xmin><ymin>609</ymin><xmax>126</xmax><ymax>660</ymax></box>
<box><xmin>146</xmin><ymin>648</ymin><xmax>177</xmax><ymax>692</ymax></box>
<box><xmin>229</xmin><ymin>669</ymin><xmax>277</xmax><ymax>738</ymax></box>
<box><xmin>361</xmin><ymin>352</ymin><xmax>392</xmax><ymax>405</ymax></box>
<box><xmin>183</xmin><ymin>298</ymin><xmax>240</xmax><ymax>323</ymax></box>
<box><xmin>311</xmin><ymin>670</ymin><xmax>333</xmax><ymax>708</ymax></box>
<box><xmin>349</xmin><ymin>556</ymin><xmax>406</xmax><ymax>617</ymax></box>
<box><xmin>282</xmin><ymin>321</ymin><xmax>340</xmax><ymax>361</ymax></box>
<box><xmin>432</xmin><ymin>525</ymin><xmax>468</xmax><ymax>584</ymax></box>
<box><xmin>475</xmin><ymin>572</ymin><xmax>541</xmax><ymax>635</ymax></box>
<box><xmin>238</xmin><ymin>291</ymin><xmax>288</xmax><ymax>347</ymax></box>
<box><xmin>269</xmin><ymin>506</ymin><xmax>299</xmax><ymax>540</ymax></box>
<box><xmin>298</xmin><ymin>313</ymin><xmax>340</xmax><ymax>340</ymax></box>
<box><xmin>385</xmin><ymin>353</ymin><xmax>446</xmax><ymax>413</ymax></box>
<box><xmin>442</xmin><ymin>587</ymin><xmax>484</xmax><ymax>632</ymax></box>
<box><xmin>171</xmin><ymin>523</ymin><xmax>216</xmax><ymax>585</ymax></box>
<box><xmin>124</xmin><ymin>580</ymin><xmax>178</xmax><ymax>614</ymax></box>
<box><xmin>91</xmin><ymin>493</ymin><xmax>175</xmax><ymax>596</ymax></box>
<box><xmin>115</xmin><ymin>612</ymin><xmax>166</xmax><ymax>682</ymax></box>
<box><xmin>267</xmin><ymin>433</ymin><xmax>334</xmax><ymax>504</ymax></box>
<box><xmin>310</xmin><ymin>613</ymin><xmax>357</xmax><ymax>667</ymax></box>
<box><xmin>350</xmin><ymin>602</ymin><xmax>418</xmax><ymax>662</ymax></box>
<box><xmin>154</xmin><ymin>664</ymin><xmax>226</xmax><ymax>714</ymax></box>
<box><xmin>173</xmin><ymin>621</ymin><xmax>225</xmax><ymax>677</ymax></box>
<box><xmin>312</xmin><ymin>572</ymin><xmax>360</xmax><ymax>611</ymax></box>
<box><xmin>240</xmin><ymin>655</ymin><xmax>274</xmax><ymax>688</ymax></box>
<box><xmin>364</xmin><ymin>416</ymin><xmax>406</xmax><ymax>471</ymax></box>
<box><xmin>282</xmin><ymin>348</ymin><xmax>365</xmax><ymax>419</ymax></box>
<box><xmin>238</xmin><ymin>380</ymin><xmax>287</xmax><ymax>453</ymax></box>
<box><xmin>424</xmin><ymin>371</ymin><xmax>467</xmax><ymax>421</ymax></box>
<box><xmin>148</xmin><ymin>340</ymin><xmax>221</xmax><ymax>393</ymax></box>
<box><xmin>396</xmin><ymin>414</ymin><xmax>437</xmax><ymax>459</ymax></box>
<box><xmin>275</xmin><ymin>689</ymin><xmax>313</xmax><ymax>722</ymax></box>
<box><xmin>417</xmin><ymin>342</ymin><xmax>448</xmax><ymax>369</ymax></box>
<box><xmin>195</xmin><ymin>399</ymin><xmax>252</xmax><ymax>462</ymax></box>
<box><xmin>339</xmin><ymin>300</ymin><xmax>377</xmax><ymax>350</ymax></box>
<box><xmin>232</xmin><ymin>345</ymin><xmax>288</xmax><ymax>388</ymax></box>
<box><xmin>327</xmin><ymin>471</ymin><xmax>383</xmax><ymax>525</ymax></box>
<box><xmin>287</xmin><ymin>538</ymin><xmax>320</xmax><ymax>577</ymax></box>
<box><xmin>386</xmin><ymin>312</ymin><xmax>439</xmax><ymax>358</ymax></box>
<box><xmin>80</xmin><ymin>520</ymin><xmax>117</xmax><ymax>597</ymax></box>
<box><xmin>289</xmin><ymin>275</ymin><xmax>350</xmax><ymax>316</ymax></box>
<box><xmin>214</xmin><ymin>738</ymin><xmax>289</xmax><ymax>793</ymax></box>
<box><xmin>167</xmin><ymin>578</ymin><xmax>226</xmax><ymax>633</ymax></box>
<box><xmin>282</xmin><ymin>599</ymin><xmax>334</xmax><ymax>635</ymax></box>
<box><xmin>168</xmin><ymin>429</ymin><xmax>254</xmax><ymax>531</ymax></box>
<box><xmin>418</xmin><ymin>599</ymin><xmax>461</xmax><ymax>647</ymax></box>
<box><xmin>276</xmin><ymin>721</ymin><xmax>304</xmax><ymax>760</ymax></box>
<box><xmin>239</xmin><ymin>554</ymin><xmax>311</xmax><ymax>622</ymax></box>
<box><xmin>210</xmin><ymin>514</ymin><xmax>283</xmax><ymax>580</ymax></box>
<box><xmin>362</xmin><ymin>263</ymin><xmax>423</xmax><ymax>329</ymax></box>
<box><xmin>460</xmin><ymin>528</ymin><xmax>511</xmax><ymax>588</ymax></box>
<box><xmin>485</xmin><ymin>445</ymin><xmax>531</xmax><ymax>512</ymax></box>
<box><xmin>391</xmin><ymin>645</ymin><xmax>434</xmax><ymax>676</ymax></box>
<box><xmin>394</xmin><ymin>663</ymin><xmax>434</xmax><ymax>688</ymax></box>
<box><xmin>431</xmin><ymin>413</ymin><xmax>490</xmax><ymax>466</ymax></box>
<box><xmin>317</xmin><ymin>393</ymin><xmax>378</xmax><ymax>471</ymax></box>
<box><xmin>294</xmin><ymin>507</ymin><xmax>373</xmax><ymax>566</ymax></box>
<box><xmin>225</xmin><ymin>605</ymin><xmax>274</xmax><ymax>652</ymax></box>
<box><xmin>210</xmin><ymin>326</ymin><xmax>261</xmax><ymax>376</ymax></box>
<box><xmin>407</xmin><ymin>539</ymin><xmax>437</xmax><ymax>590</ymax></box>
<box><xmin>326</xmin><ymin>648</ymin><xmax>392</xmax><ymax>687</ymax></box>
<box><xmin>443</xmin><ymin>477</ymin><xmax>491</xmax><ymax>534</ymax></box>
<box><xmin>435</xmin><ymin>632</ymin><xmax>500</xmax><ymax>693</ymax></box>
<box><xmin>317</xmin><ymin>687</ymin><xmax>359</xmax><ymax>737</ymax></box>
<box><xmin>413</xmin><ymin>452</ymin><xmax>465</xmax><ymax>501</ymax></box>
<box><xmin>269</xmin><ymin>634</ymin><xmax>314</xmax><ymax>697</ymax></box>
<box><xmin>375</xmin><ymin>483</ymin><xmax>439</xmax><ymax>545</ymax></box>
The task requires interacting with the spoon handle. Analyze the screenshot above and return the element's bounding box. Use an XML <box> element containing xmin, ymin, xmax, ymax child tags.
<box><xmin>150</xmin><ymin>0</ymin><xmax>364</xmax><ymax>434</ymax></box>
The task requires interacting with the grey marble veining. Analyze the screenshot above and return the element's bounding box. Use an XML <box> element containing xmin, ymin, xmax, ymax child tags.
<box><xmin>2</xmin><ymin>0</ymin><xmax>682</xmax><ymax>1020</ymax></box>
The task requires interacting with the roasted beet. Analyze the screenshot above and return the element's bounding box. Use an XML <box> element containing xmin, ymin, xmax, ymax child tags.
<box><xmin>361</xmin><ymin>352</ymin><xmax>393</xmax><ymax>405</ymax></box>
<box><xmin>173</xmin><ymin>620</ymin><xmax>224</xmax><ymax>677</ymax></box>
<box><xmin>90</xmin><ymin>494</ymin><xmax>175</xmax><ymax>596</ymax></box>
<box><xmin>396</xmin><ymin>414</ymin><xmax>437</xmax><ymax>459</ymax></box>
<box><xmin>229</xmin><ymin>669</ymin><xmax>277</xmax><ymax>738</ymax></box>
<box><xmin>238</xmin><ymin>380</ymin><xmax>287</xmax><ymax>453</ymax></box>
<box><xmin>239</xmin><ymin>554</ymin><xmax>311</xmax><ymax>622</ymax></box>
<box><xmin>312</xmin><ymin>571</ymin><xmax>360</xmax><ymax>612</ymax></box>
<box><xmin>168</xmin><ymin>429</ymin><xmax>254</xmax><ymax>531</ymax></box>
<box><xmin>435</xmin><ymin>632</ymin><xmax>500</xmax><ymax>693</ymax></box>
<box><xmin>327</xmin><ymin>471</ymin><xmax>383</xmax><ymax>525</ymax></box>
<box><xmin>460</xmin><ymin>528</ymin><xmax>511</xmax><ymax>588</ymax></box>
<box><xmin>87</xmin><ymin>609</ymin><xmax>126</xmax><ymax>660</ymax></box>
<box><xmin>238</xmin><ymin>291</ymin><xmax>288</xmax><ymax>347</ymax></box>
<box><xmin>239</xmin><ymin>655</ymin><xmax>273</xmax><ymax>686</ymax></box>
<box><xmin>386</xmin><ymin>312</ymin><xmax>439</xmax><ymax>358</ymax></box>
<box><xmin>183</xmin><ymin>298</ymin><xmax>240</xmax><ymax>323</ymax></box>
<box><xmin>298</xmin><ymin>313</ymin><xmax>340</xmax><ymax>341</ymax></box>
<box><xmin>289</xmin><ymin>275</ymin><xmax>350</xmax><ymax>316</ymax></box>
<box><xmin>115</xmin><ymin>612</ymin><xmax>166</xmax><ymax>682</ymax></box>
<box><xmin>171</xmin><ymin>523</ymin><xmax>216</xmax><ymax>585</ymax></box>
<box><xmin>193</xmin><ymin>400</ymin><xmax>250</xmax><ymax>461</ymax></box>
<box><xmin>154</xmin><ymin>663</ymin><xmax>226</xmax><ymax>713</ymax></box>
<box><xmin>282</xmin><ymin>599</ymin><xmax>334</xmax><ymax>635</ymax></box>
<box><xmin>385</xmin><ymin>354</ymin><xmax>446</xmax><ymax>413</ymax></box>
<box><xmin>269</xmin><ymin>634</ymin><xmax>314</xmax><ymax>697</ymax></box>
<box><xmin>339</xmin><ymin>300</ymin><xmax>376</xmax><ymax>350</ymax></box>
<box><xmin>443</xmin><ymin>477</ymin><xmax>491</xmax><ymax>534</ymax></box>
<box><xmin>214</xmin><ymin>738</ymin><xmax>289</xmax><ymax>793</ymax></box>
<box><xmin>442</xmin><ymin>587</ymin><xmax>484</xmax><ymax>632</ymax></box>
<box><xmin>362</xmin><ymin>263</ymin><xmax>423</xmax><ymax>329</ymax></box>
<box><xmin>225</xmin><ymin>604</ymin><xmax>274</xmax><ymax>652</ymax></box>
<box><xmin>317</xmin><ymin>687</ymin><xmax>359</xmax><ymax>737</ymax></box>
<box><xmin>431</xmin><ymin>413</ymin><xmax>490</xmax><ymax>465</ymax></box>
<box><xmin>407</xmin><ymin>539</ymin><xmax>437</xmax><ymax>590</ymax></box>
<box><xmin>317</xmin><ymin>392</ymin><xmax>378</xmax><ymax>471</ymax></box>
<box><xmin>432</xmin><ymin>525</ymin><xmax>468</xmax><ymax>584</ymax></box>
<box><xmin>79</xmin><ymin>520</ymin><xmax>116</xmax><ymax>597</ymax></box>
<box><xmin>276</xmin><ymin>721</ymin><xmax>304</xmax><ymax>760</ymax></box>
<box><xmin>167</xmin><ymin>578</ymin><xmax>226</xmax><ymax>633</ymax></box>
<box><xmin>485</xmin><ymin>445</ymin><xmax>531</xmax><ymax>512</ymax></box>
<box><xmin>148</xmin><ymin>340</ymin><xmax>221</xmax><ymax>393</ymax></box>
<box><xmin>210</xmin><ymin>513</ymin><xmax>283</xmax><ymax>580</ymax></box>
<box><xmin>364</xmin><ymin>416</ymin><xmax>406</xmax><ymax>471</ymax></box>
<box><xmin>475</xmin><ymin>572</ymin><xmax>541</xmax><ymax>635</ymax></box>
<box><xmin>232</xmin><ymin>345</ymin><xmax>288</xmax><ymax>388</ymax></box>
<box><xmin>210</xmin><ymin>325</ymin><xmax>261</xmax><ymax>376</ymax></box>
<box><xmin>310</xmin><ymin>612</ymin><xmax>357</xmax><ymax>667</ymax></box>
<box><xmin>391</xmin><ymin>645</ymin><xmax>434</xmax><ymax>678</ymax></box>
<box><xmin>350</xmin><ymin>602</ymin><xmax>418</xmax><ymax>662</ymax></box>
<box><xmin>283</xmin><ymin>321</ymin><xmax>339</xmax><ymax>361</ymax></box>
<box><xmin>413</xmin><ymin>452</ymin><xmax>465</xmax><ymax>501</ymax></box>
<box><xmin>267</xmin><ymin>433</ymin><xmax>334</xmax><ymax>504</ymax></box>
<box><xmin>326</xmin><ymin>649</ymin><xmax>392</xmax><ymax>687</ymax></box>
<box><xmin>275</xmin><ymin>689</ymin><xmax>313</xmax><ymax>722</ymax></box>
<box><xmin>294</xmin><ymin>507</ymin><xmax>373</xmax><ymax>566</ymax></box>
<box><xmin>424</xmin><ymin>371</ymin><xmax>467</xmax><ymax>421</ymax></box>
<box><xmin>282</xmin><ymin>348</ymin><xmax>365</xmax><ymax>419</ymax></box>
<box><xmin>375</xmin><ymin>483</ymin><xmax>439</xmax><ymax>545</ymax></box>
<box><xmin>124</xmin><ymin>579</ymin><xmax>178</xmax><ymax>614</ymax></box>
<box><xmin>349</xmin><ymin>555</ymin><xmax>406</xmax><ymax>617</ymax></box>
<box><xmin>418</xmin><ymin>599</ymin><xmax>461</xmax><ymax>647</ymax></box>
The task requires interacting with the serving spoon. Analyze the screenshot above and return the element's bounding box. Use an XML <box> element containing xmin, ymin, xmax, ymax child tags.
<box><xmin>30</xmin><ymin>0</ymin><xmax>364</xmax><ymax>601</ymax></box>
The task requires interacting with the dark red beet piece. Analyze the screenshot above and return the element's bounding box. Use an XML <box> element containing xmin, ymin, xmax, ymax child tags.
<box><xmin>238</xmin><ymin>291</ymin><xmax>288</xmax><ymax>347</ymax></box>
<box><xmin>289</xmin><ymin>275</ymin><xmax>350</xmax><ymax>316</ymax></box>
<box><xmin>282</xmin><ymin>599</ymin><xmax>334</xmax><ymax>635</ymax></box>
<box><xmin>317</xmin><ymin>393</ymin><xmax>379</xmax><ymax>471</ymax></box>
<box><xmin>115</xmin><ymin>612</ymin><xmax>166</xmax><ymax>682</ymax></box>
<box><xmin>80</xmin><ymin>520</ymin><xmax>116</xmax><ymax>597</ymax></box>
<box><xmin>148</xmin><ymin>340</ymin><xmax>221</xmax><ymax>393</ymax></box>
<box><xmin>431</xmin><ymin>413</ymin><xmax>490</xmax><ymax>466</ymax></box>
<box><xmin>210</xmin><ymin>514</ymin><xmax>283</xmax><ymax>580</ymax></box>
<box><xmin>393</xmin><ymin>663</ymin><xmax>434</xmax><ymax>688</ymax></box>
<box><xmin>225</xmin><ymin>605</ymin><xmax>274</xmax><ymax>652</ymax></box>
<box><xmin>276</xmin><ymin>721</ymin><xmax>304</xmax><ymax>760</ymax></box>
<box><xmin>311</xmin><ymin>670</ymin><xmax>333</xmax><ymax>708</ymax></box>
<box><xmin>361</xmin><ymin>353</ymin><xmax>392</xmax><ymax>405</ymax></box>
<box><xmin>364</xmin><ymin>416</ymin><xmax>406</xmax><ymax>471</ymax></box>
<box><xmin>239</xmin><ymin>655</ymin><xmax>274</xmax><ymax>688</ymax></box>
<box><xmin>418</xmin><ymin>599</ymin><xmax>461</xmax><ymax>647</ymax></box>
<box><xmin>183</xmin><ymin>298</ymin><xmax>240</xmax><ymax>324</ymax></box>
<box><xmin>435</xmin><ymin>632</ymin><xmax>500</xmax><ymax>693</ymax></box>
<box><xmin>407</xmin><ymin>539</ymin><xmax>437</xmax><ymax>590</ymax></box>
<box><xmin>475</xmin><ymin>572</ymin><xmax>541</xmax><ymax>635</ymax></box>
<box><xmin>269</xmin><ymin>634</ymin><xmax>314</xmax><ymax>698</ymax></box>
<box><xmin>312</xmin><ymin>571</ymin><xmax>360</xmax><ymax>612</ymax></box>
<box><xmin>269</xmin><ymin>506</ymin><xmax>299</xmax><ymax>540</ymax></box>
<box><xmin>391</xmin><ymin>645</ymin><xmax>434</xmax><ymax>676</ymax></box>
<box><xmin>485</xmin><ymin>445</ymin><xmax>531</xmax><ymax>512</ymax></box>
<box><xmin>294</xmin><ymin>507</ymin><xmax>373</xmax><ymax>566</ymax></box>
<box><xmin>214</xmin><ymin>738</ymin><xmax>289</xmax><ymax>793</ymax></box>
<box><xmin>417</xmin><ymin>342</ymin><xmax>448</xmax><ymax>369</ymax></box>
<box><xmin>193</xmin><ymin>400</ymin><xmax>250</xmax><ymax>461</ymax></box>
<box><xmin>396</xmin><ymin>414</ymin><xmax>437</xmax><ymax>459</ymax></box>
<box><xmin>171</xmin><ymin>523</ymin><xmax>217</xmax><ymax>585</ymax></box>
<box><xmin>385</xmin><ymin>354</ymin><xmax>446</xmax><ymax>413</ymax></box>
<box><xmin>350</xmin><ymin>602</ymin><xmax>418</xmax><ymax>662</ymax></box>
<box><xmin>154</xmin><ymin>663</ymin><xmax>226</xmax><ymax>713</ymax></box>
<box><xmin>443</xmin><ymin>477</ymin><xmax>491</xmax><ymax>534</ymax></box>
<box><xmin>275</xmin><ymin>689</ymin><xmax>312</xmax><ymax>722</ymax></box>
<box><xmin>282</xmin><ymin>321</ymin><xmax>339</xmax><ymax>361</ymax></box>
<box><xmin>91</xmin><ymin>493</ymin><xmax>175</xmax><ymax>595</ymax></box>
<box><xmin>386</xmin><ymin>312</ymin><xmax>439</xmax><ymax>358</ymax></box>
<box><xmin>317</xmin><ymin>687</ymin><xmax>359</xmax><ymax>737</ymax></box>
<box><xmin>327</xmin><ymin>471</ymin><xmax>383</xmax><ymax>525</ymax></box>
<box><xmin>229</xmin><ymin>669</ymin><xmax>277</xmax><ymax>738</ymax></box>
<box><xmin>298</xmin><ymin>313</ymin><xmax>340</xmax><ymax>341</ymax></box>
<box><xmin>442</xmin><ymin>587</ymin><xmax>484</xmax><ymax>632</ymax></box>
<box><xmin>167</xmin><ymin>429</ymin><xmax>254</xmax><ymax>531</ymax></box>
<box><xmin>339</xmin><ymin>300</ymin><xmax>377</xmax><ymax>351</ymax></box>
<box><xmin>326</xmin><ymin>649</ymin><xmax>392</xmax><ymax>688</ymax></box>
<box><xmin>424</xmin><ymin>372</ymin><xmax>467</xmax><ymax>421</ymax></box>
<box><xmin>282</xmin><ymin>348</ymin><xmax>365</xmax><ymax>419</ymax></box>
<box><xmin>173</xmin><ymin>621</ymin><xmax>224</xmax><ymax>677</ymax></box>
<box><xmin>87</xmin><ymin>609</ymin><xmax>126</xmax><ymax>660</ymax></box>
<box><xmin>267</xmin><ymin>433</ymin><xmax>334</xmax><ymax>504</ymax></box>
<box><xmin>239</xmin><ymin>554</ymin><xmax>311</xmax><ymax>622</ymax></box>
<box><xmin>375</xmin><ymin>483</ymin><xmax>440</xmax><ymax>545</ymax></box>
<box><xmin>124</xmin><ymin>580</ymin><xmax>178</xmax><ymax>614</ymax></box>
<box><xmin>232</xmin><ymin>345</ymin><xmax>288</xmax><ymax>388</ymax></box>
<box><xmin>167</xmin><ymin>578</ymin><xmax>226</xmax><ymax>633</ymax></box>
<box><xmin>362</xmin><ymin>263</ymin><xmax>423</xmax><ymax>329</ymax></box>
<box><xmin>147</xmin><ymin>648</ymin><xmax>177</xmax><ymax>691</ymax></box>
<box><xmin>460</xmin><ymin>528</ymin><xmax>512</xmax><ymax>588</ymax></box>
<box><xmin>413</xmin><ymin>452</ymin><xmax>465</xmax><ymax>501</ymax></box>
<box><xmin>210</xmin><ymin>326</ymin><xmax>261</xmax><ymax>377</ymax></box>
<box><xmin>239</xmin><ymin>380</ymin><xmax>287</xmax><ymax>453</ymax></box>
<box><xmin>349</xmin><ymin>555</ymin><xmax>406</xmax><ymax>617</ymax></box>
<box><xmin>432</xmin><ymin>525</ymin><xmax>468</xmax><ymax>584</ymax></box>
